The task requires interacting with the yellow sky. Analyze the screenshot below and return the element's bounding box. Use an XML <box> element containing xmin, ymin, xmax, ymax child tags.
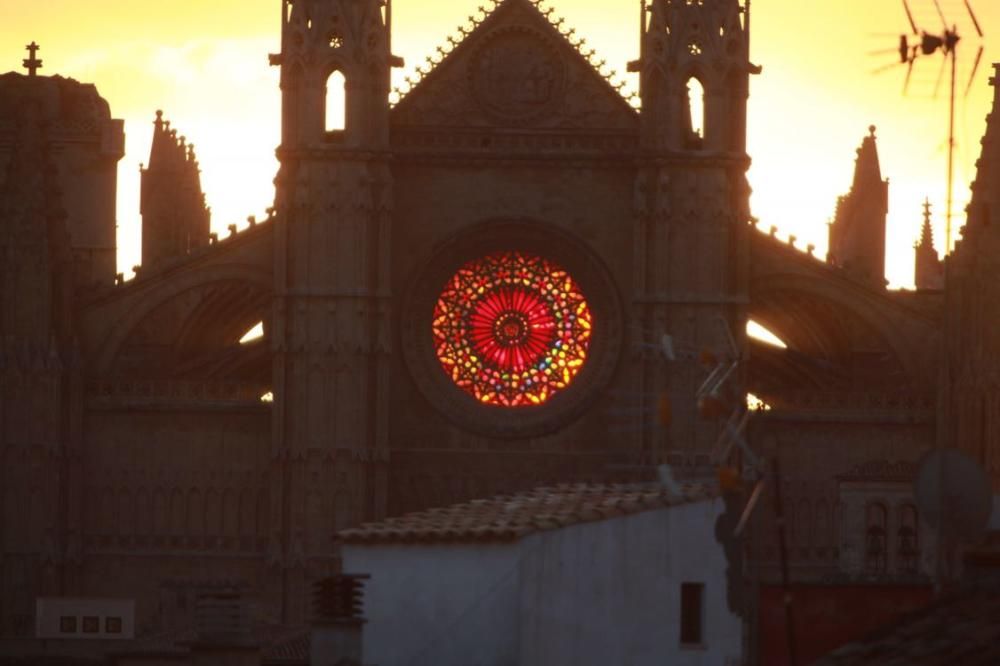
<box><xmin>2</xmin><ymin>0</ymin><xmax>997</xmax><ymax>287</ymax></box>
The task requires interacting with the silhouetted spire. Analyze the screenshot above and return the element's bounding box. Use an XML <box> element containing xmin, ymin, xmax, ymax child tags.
<box><xmin>828</xmin><ymin>126</ymin><xmax>889</xmax><ymax>287</ymax></box>
<box><xmin>141</xmin><ymin>110</ymin><xmax>210</xmax><ymax>267</ymax></box>
<box><xmin>852</xmin><ymin>125</ymin><xmax>883</xmax><ymax>190</ymax></box>
<box><xmin>919</xmin><ymin>199</ymin><xmax>934</xmax><ymax>247</ymax></box>
<box><xmin>914</xmin><ymin>198</ymin><xmax>943</xmax><ymax>290</ymax></box>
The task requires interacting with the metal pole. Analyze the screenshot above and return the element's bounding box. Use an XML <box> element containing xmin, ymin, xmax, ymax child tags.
<box><xmin>946</xmin><ymin>46</ymin><xmax>957</xmax><ymax>252</ymax></box>
<box><xmin>772</xmin><ymin>456</ymin><xmax>798</xmax><ymax>666</ymax></box>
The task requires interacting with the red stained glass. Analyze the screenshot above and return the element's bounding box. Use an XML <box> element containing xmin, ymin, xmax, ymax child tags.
<box><xmin>432</xmin><ymin>251</ymin><xmax>592</xmax><ymax>407</ymax></box>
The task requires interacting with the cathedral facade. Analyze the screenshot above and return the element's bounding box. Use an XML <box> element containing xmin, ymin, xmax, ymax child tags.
<box><xmin>0</xmin><ymin>0</ymin><xmax>995</xmax><ymax>643</ymax></box>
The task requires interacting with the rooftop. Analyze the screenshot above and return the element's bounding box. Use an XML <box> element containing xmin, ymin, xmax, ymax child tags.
<box><xmin>338</xmin><ymin>482</ymin><xmax>718</xmax><ymax>545</ymax></box>
<box><xmin>814</xmin><ymin>580</ymin><xmax>1000</xmax><ymax>665</ymax></box>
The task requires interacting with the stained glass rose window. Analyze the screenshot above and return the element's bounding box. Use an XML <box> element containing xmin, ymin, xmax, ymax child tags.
<box><xmin>432</xmin><ymin>251</ymin><xmax>592</xmax><ymax>406</ymax></box>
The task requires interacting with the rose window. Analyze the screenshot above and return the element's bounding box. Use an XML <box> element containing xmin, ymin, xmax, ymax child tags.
<box><xmin>432</xmin><ymin>251</ymin><xmax>593</xmax><ymax>407</ymax></box>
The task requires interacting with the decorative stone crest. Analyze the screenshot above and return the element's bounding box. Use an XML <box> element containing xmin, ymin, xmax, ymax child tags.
<box><xmin>470</xmin><ymin>27</ymin><xmax>566</xmax><ymax>123</ymax></box>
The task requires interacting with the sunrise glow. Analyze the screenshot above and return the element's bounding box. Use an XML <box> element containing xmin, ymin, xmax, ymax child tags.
<box><xmin>3</xmin><ymin>0</ymin><xmax>997</xmax><ymax>287</ymax></box>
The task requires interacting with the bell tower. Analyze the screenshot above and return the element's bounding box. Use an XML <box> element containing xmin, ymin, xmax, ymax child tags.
<box><xmin>632</xmin><ymin>0</ymin><xmax>755</xmax><ymax>460</ymax></box>
<box><xmin>638</xmin><ymin>0</ymin><xmax>753</xmax><ymax>152</ymax></box>
<box><xmin>274</xmin><ymin>0</ymin><xmax>395</xmax><ymax>148</ymax></box>
<box><xmin>268</xmin><ymin>0</ymin><xmax>400</xmax><ymax>622</ymax></box>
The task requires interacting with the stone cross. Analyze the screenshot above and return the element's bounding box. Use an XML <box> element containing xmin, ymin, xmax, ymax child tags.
<box><xmin>23</xmin><ymin>41</ymin><xmax>42</xmax><ymax>76</ymax></box>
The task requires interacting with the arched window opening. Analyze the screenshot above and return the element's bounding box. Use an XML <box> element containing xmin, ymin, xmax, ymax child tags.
<box><xmin>898</xmin><ymin>504</ymin><xmax>919</xmax><ymax>574</ymax></box>
<box><xmin>326</xmin><ymin>71</ymin><xmax>346</xmax><ymax>132</ymax></box>
<box><xmin>747</xmin><ymin>320</ymin><xmax>787</xmax><ymax>349</ymax></box>
<box><xmin>239</xmin><ymin>321</ymin><xmax>264</xmax><ymax>344</ymax></box>
<box><xmin>865</xmin><ymin>502</ymin><xmax>888</xmax><ymax>574</ymax></box>
<box><xmin>684</xmin><ymin>76</ymin><xmax>705</xmax><ymax>149</ymax></box>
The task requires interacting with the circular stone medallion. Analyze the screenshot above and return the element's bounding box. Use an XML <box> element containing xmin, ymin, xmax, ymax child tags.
<box><xmin>470</xmin><ymin>28</ymin><xmax>566</xmax><ymax>122</ymax></box>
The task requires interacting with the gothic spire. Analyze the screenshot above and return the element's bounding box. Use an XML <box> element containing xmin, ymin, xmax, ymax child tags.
<box><xmin>918</xmin><ymin>198</ymin><xmax>935</xmax><ymax>249</ymax></box>
<box><xmin>827</xmin><ymin>126</ymin><xmax>889</xmax><ymax>287</ymax></box>
<box><xmin>852</xmin><ymin>125</ymin><xmax>883</xmax><ymax>191</ymax></box>
<box><xmin>914</xmin><ymin>198</ymin><xmax>943</xmax><ymax>290</ymax></box>
<box><xmin>141</xmin><ymin>110</ymin><xmax>210</xmax><ymax>267</ymax></box>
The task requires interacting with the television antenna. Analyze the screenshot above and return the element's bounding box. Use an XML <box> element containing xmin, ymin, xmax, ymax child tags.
<box><xmin>873</xmin><ymin>0</ymin><xmax>985</xmax><ymax>253</ymax></box>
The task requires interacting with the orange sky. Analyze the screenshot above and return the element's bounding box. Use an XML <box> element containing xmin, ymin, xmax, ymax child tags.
<box><xmin>2</xmin><ymin>0</ymin><xmax>997</xmax><ymax>287</ymax></box>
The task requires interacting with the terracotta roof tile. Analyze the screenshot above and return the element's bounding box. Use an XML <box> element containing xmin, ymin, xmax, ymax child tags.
<box><xmin>337</xmin><ymin>482</ymin><xmax>717</xmax><ymax>544</ymax></box>
<box><xmin>813</xmin><ymin>582</ymin><xmax>1000</xmax><ymax>665</ymax></box>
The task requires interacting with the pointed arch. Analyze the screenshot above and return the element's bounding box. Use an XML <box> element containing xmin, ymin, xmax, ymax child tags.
<box><xmin>684</xmin><ymin>75</ymin><xmax>706</xmax><ymax>148</ymax></box>
<box><xmin>326</xmin><ymin>70</ymin><xmax>347</xmax><ymax>132</ymax></box>
<box><xmin>865</xmin><ymin>502</ymin><xmax>888</xmax><ymax>573</ymax></box>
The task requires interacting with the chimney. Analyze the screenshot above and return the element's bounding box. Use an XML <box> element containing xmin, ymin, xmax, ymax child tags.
<box><xmin>183</xmin><ymin>586</ymin><xmax>260</xmax><ymax>666</ymax></box>
<box><xmin>310</xmin><ymin>574</ymin><xmax>369</xmax><ymax>666</ymax></box>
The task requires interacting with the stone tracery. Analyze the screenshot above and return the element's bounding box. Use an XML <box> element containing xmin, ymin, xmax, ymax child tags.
<box><xmin>432</xmin><ymin>250</ymin><xmax>592</xmax><ymax>407</ymax></box>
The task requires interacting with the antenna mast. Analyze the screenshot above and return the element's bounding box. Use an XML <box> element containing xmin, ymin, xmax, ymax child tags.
<box><xmin>875</xmin><ymin>0</ymin><xmax>985</xmax><ymax>253</ymax></box>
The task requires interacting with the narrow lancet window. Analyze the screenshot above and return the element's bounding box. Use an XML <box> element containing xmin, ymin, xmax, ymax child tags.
<box><xmin>685</xmin><ymin>77</ymin><xmax>705</xmax><ymax>148</ymax></box>
<box><xmin>326</xmin><ymin>71</ymin><xmax>346</xmax><ymax>132</ymax></box>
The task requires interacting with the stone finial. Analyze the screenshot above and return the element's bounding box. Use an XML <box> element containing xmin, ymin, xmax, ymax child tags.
<box><xmin>23</xmin><ymin>41</ymin><xmax>42</xmax><ymax>77</ymax></box>
<box><xmin>918</xmin><ymin>198</ymin><xmax>936</xmax><ymax>250</ymax></box>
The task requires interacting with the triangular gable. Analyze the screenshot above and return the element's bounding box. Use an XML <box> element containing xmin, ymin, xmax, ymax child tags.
<box><xmin>391</xmin><ymin>0</ymin><xmax>638</xmax><ymax>131</ymax></box>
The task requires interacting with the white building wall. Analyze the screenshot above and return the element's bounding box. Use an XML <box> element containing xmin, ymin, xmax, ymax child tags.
<box><xmin>517</xmin><ymin>499</ymin><xmax>741</xmax><ymax>666</ymax></box>
<box><xmin>343</xmin><ymin>498</ymin><xmax>741</xmax><ymax>666</ymax></box>
<box><xmin>341</xmin><ymin>543</ymin><xmax>521</xmax><ymax>666</ymax></box>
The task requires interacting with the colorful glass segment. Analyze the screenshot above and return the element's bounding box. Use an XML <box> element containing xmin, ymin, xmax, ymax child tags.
<box><xmin>432</xmin><ymin>251</ymin><xmax>592</xmax><ymax>406</ymax></box>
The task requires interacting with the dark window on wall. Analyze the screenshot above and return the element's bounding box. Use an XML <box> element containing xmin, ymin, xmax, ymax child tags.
<box><xmin>865</xmin><ymin>503</ymin><xmax>888</xmax><ymax>574</ymax></box>
<box><xmin>680</xmin><ymin>582</ymin><xmax>705</xmax><ymax>645</ymax></box>
<box><xmin>106</xmin><ymin>616</ymin><xmax>123</xmax><ymax>634</ymax></box>
<box><xmin>82</xmin><ymin>616</ymin><xmax>100</xmax><ymax>634</ymax></box>
<box><xmin>898</xmin><ymin>504</ymin><xmax>920</xmax><ymax>573</ymax></box>
<box><xmin>59</xmin><ymin>616</ymin><xmax>77</xmax><ymax>634</ymax></box>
